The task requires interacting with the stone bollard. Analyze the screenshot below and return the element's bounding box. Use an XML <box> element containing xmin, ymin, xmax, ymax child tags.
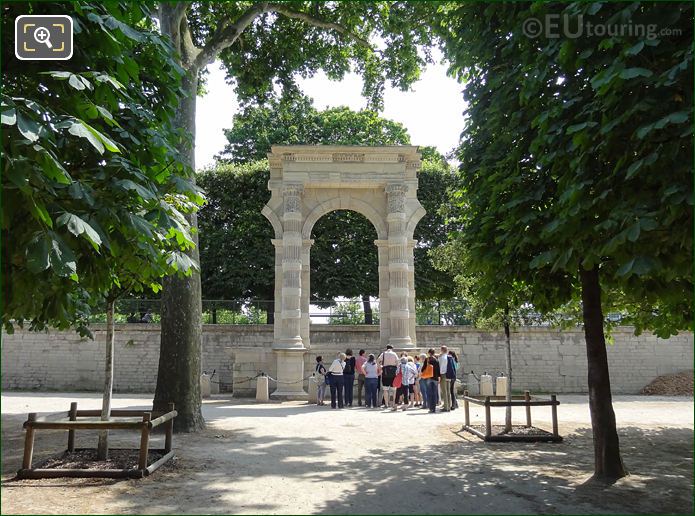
<box><xmin>308</xmin><ymin>375</ymin><xmax>317</xmax><ymax>404</ymax></box>
<box><xmin>480</xmin><ymin>373</ymin><xmax>494</xmax><ymax>396</ymax></box>
<box><xmin>200</xmin><ymin>373</ymin><xmax>211</xmax><ymax>399</ymax></box>
<box><xmin>210</xmin><ymin>378</ymin><xmax>220</xmax><ymax>395</ymax></box>
<box><xmin>496</xmin><ymin>376</ymin><xmax>508</xmax><ymax>398</ymax></box>
<box><xmin>256</xmin><ymin>375</ymin><xmax>269</xmax><ymax>402</ymax></box>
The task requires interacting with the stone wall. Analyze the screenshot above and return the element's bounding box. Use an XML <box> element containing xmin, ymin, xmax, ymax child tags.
<box><xmin>1</xmin><ymin>324</ymin><xmax>692</xmax><ymax>395</ymax></box>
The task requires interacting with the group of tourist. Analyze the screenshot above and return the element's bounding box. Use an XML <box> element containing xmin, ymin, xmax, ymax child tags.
<box><xmin>313</xmin><ymin>345</ymin><xmax>460</xmax><ymax>413</ymax></box>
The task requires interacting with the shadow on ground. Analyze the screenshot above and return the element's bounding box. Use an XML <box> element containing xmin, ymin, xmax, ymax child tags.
<box><xmin>308</xmin><ymin>425</ymin><xmax>693</xmax><ymax>514</ymax></box>
<box><xmin>2</xmin><ymin>401</ymin><xmax>692</xmax><ymax>515</ymax></box>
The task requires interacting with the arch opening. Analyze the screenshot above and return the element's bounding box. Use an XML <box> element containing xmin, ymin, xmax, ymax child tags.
<box><xmin>309</xmin><ymin>209</ymin><xmax>379</xmax><ymax>325</ymax></box>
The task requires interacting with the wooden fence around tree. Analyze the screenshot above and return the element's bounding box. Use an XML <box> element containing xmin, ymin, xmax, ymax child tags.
<box><xmin>18</xmin><ymin>402</ymin><xmax>177</xmax><ymax>479</ymax></box>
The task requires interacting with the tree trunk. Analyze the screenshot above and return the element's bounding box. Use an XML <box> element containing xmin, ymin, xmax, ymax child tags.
<box><xmin>97</xmin><ymin>299</ymin><xmax>115</xmax><ymax>460</ymax></box>
<box><xmin>503</xmin><ymin>310</ymin><xmax>512</xmax><ymax>433</ymax></box>
<box><xmin>153</xmin><ymin>70</ymin><xmax>205</xmax><ymax>432</ymax></box>
<box><xmin>580</xmin><ymin>265</ymin><xmax>627</xmax><ymax>481</ymax></box>
<box><xmin>362</xmin><ymin>295</ymin><xmax>373</xmax><ymax>325</ymax></box>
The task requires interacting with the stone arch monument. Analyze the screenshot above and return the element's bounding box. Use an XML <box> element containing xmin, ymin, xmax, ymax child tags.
<box><xmin>262</xmin><ymin>145</ymin><xmax>425</xmax><ymax>398</ymax></box>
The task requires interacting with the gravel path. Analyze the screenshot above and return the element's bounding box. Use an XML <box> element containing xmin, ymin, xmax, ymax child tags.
<box><xmin>1</xmin><ymin>392</ymin><xmax>693</xmax><ymax>514</ymax></box>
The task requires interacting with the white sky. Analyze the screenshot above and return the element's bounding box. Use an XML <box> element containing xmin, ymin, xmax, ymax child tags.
<box><xmin>195</xmin><ymin>51</ymin><xmax>467</xmax><ymax>169</ymax></box>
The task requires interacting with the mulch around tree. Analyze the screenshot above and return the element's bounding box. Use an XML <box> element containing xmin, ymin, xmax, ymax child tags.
<box><xmin>640</xmin><ymin>370</ymin><xmax>694</xmax><ymax>396</ymax></box>
<box><xmin>36</xmin><ymin>449</ymin><xmax>165</xmax><ymax>471</ymax></box>
<box><xmin>468</xmin><ymin>424</ymin><xmax>555</xmax><ymax>437</ymax></box>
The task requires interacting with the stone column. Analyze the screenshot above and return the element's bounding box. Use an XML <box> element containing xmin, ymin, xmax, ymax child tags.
<box><xmin>407</xmin><ymin>238</ymin><xmax>417</xmax><ymax>346</ymax></box>
<box><xmin>375</xmin><ymin>239</ymin><xmax>390</xmax><ymax>348</ymax></box>
<box><xmin>271</xmin><ymin>239</ymin><xmax>283</xmax><ymax>341</ymax></box>
<box><xmin>279</xmin><ymin>184</ymin><xmax>304</xmax><ymax>348</ymax></box>
<box><xmin>272</xmin><ymin>183</ymin><xmax>307</xmax><ymax>399</ymax></box>
<box><xmin>385</xmin><ymin>184</ymin><xmax>413</xmax><ymax>348</ymax></box>
<box><xmin>300</xmin><ymin>239</ymin><xmax>314</xmax><ymax>350</ymax></box>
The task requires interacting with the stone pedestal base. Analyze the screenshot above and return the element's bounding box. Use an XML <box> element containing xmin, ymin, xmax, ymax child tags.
<box><xmin>271</xmin><ymin>348</ymin><xmax>308</xmax><ymax>400</ymax></box>
<box><xmin>308</xmin><ymin>376</ymin><xmax>318</xmax><ymax>404</ymax></box>
<box><xmin>256</xmin><ymin>375</ymin><xmax>269</xmax><ymax>402</ymax></box>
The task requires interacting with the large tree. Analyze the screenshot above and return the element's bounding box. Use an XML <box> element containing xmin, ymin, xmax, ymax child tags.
<box><xmin>437</xmin><ymin>1</ymin><xmax>692</xmax><ymax>481</ymax></box>
<box><xmin>216</xmin><ymin>93</ymin><xmax>411</xmax><ymax>163</ymax></box>
<box><xmin>2</xmin><ymin>1</ymin><xmax>201</xmax><ymax>453</ymax></box>
<box><xmin>2</xmin><ymin>1</ymin><xmax>200</xmax><ymax>334</ymax></box>
<box><xmin>154</xmin><ymin>1</ymin><xmax>438</xmax><ymax>430</ymax></box>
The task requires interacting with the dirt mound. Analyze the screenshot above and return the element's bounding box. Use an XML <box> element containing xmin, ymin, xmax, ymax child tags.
<box><xmin>640</xmin><ymin>370</ymin><xmax>693</xmax><ymax>395</ymax></box>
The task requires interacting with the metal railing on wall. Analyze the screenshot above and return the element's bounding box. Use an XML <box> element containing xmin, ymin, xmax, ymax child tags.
<box><xmin>86</xmin><ymin>298</ymin><xmax>625</xmax><ymax>327</ymax></box>
<box><xmin>89</xmin><ymin>298</ymin><xmax>387</xmax><ymax>325</ymax></box>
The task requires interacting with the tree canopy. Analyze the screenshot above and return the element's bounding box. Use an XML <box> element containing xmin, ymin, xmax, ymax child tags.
<box><xmin>217</xmin><ymin>93</ymin><xmax>411</xmax><ymax>163</ymax></box>
<box><xmin>2</xmin><ymin>1</ymin><xmax>202</xmax><ymax>336</ymax></box>
<box><xmin>436</xmin><ymin>0</ymin><xmax>692</xmax><ymax>480</ymax></box>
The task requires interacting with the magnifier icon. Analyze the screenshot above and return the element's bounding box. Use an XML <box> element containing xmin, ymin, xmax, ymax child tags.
<box><xmin>33</xmin><ymin>26</ymin><xmax>52</xmax><ymax>48</ymax></box>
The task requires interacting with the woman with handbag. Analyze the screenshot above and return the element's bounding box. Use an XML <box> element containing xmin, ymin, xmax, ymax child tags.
<box><xmin>315</xmin><ymin>356</ymin><xmax>327</xmax><ymax>406</ymax></box>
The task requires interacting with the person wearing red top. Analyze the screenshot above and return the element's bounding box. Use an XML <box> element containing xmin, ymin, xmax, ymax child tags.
<box><xmin>355</xmin><ymin>349</ymin><xmax>368</xmax><ymax>406</ymax></box>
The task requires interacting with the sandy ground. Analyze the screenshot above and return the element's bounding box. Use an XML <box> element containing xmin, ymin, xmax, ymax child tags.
<box><xmin>1</xmin><ymin>392</ymin><xmax>692</xmax><ymax>515</ymax></box>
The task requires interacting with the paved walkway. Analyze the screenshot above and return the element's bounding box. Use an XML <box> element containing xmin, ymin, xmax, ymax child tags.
<box><xmin>1</xmin><ymin>392</ymin><xmax>693</xmax><ymax>514</ymax></box>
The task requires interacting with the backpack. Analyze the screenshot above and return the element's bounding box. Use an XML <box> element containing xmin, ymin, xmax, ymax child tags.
<box><xmin>445</xmin><ymin>356</ymin><xmax>457</xmax><ymax>380</ymax></box>
<box><xmin>315</xmin><ymin>363</ymin><xmax>327</xmax><ymax>385</ymax></box>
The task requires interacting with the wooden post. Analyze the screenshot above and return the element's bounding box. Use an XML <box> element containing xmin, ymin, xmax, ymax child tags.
<box><xmin>138</xmin><ymin>412</ymin><xmax>151</xmax><ymax>470</ymax></box>
<box><xmin>22</xmin><ymin>413</ymin><xmax>37</xmax><ymax>470</ymax></box>
<box><xmin>524</xmin><ymin>390</ymin><xmax>532</xmax><ymax>427</ymax></box>
<box><xmin>463</xmin><ymin>390</ymin><xmax>470</xmax><ymax>427</ymax></box>
<box><xmin>551</xmin><ymin>394</ymin><xmax>559</xmax><ymax>437</ymax></box>
<box><xmin>484</xmin><ymin>397</ymin><xmax>491</xmax><ymax>438</ymax></box>
<box><xmin>67</xmin><ymin>402</ymin><xmax>77</xmax><ymax>452</ymax></box>
<box><xmin>165</xmin><ymin>403</ymin><xmax>174</xmax><ymax>453</ymax></box>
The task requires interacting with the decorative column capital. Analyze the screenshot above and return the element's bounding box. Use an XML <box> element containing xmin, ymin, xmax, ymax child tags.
<box><xmin>283</xmin><ymin>183</ymin><xmax>304</xmax><ymax>213</ymax></box>
<box><xmin>385</xmin><ymin>183</ymin><xmax>408</xmax><ymax>213</ymax></box>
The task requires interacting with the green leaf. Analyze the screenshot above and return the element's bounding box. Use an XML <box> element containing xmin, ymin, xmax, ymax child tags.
<box><xmin>26</xmin><ymin>234</ymin><xmax>51</xmax><ymax>273</ymax></box>
<box><xmin>47</xmin><ymin>233</ymin><xmax>77</xmax><ymax>277</ymax></box>
<box><xmin>16</xmin><ymin>112</ymin><xmax>40</xmax><ymax>142</ymax></box>
<box><xmin>44</xmin><ymin>71</ymin><xmax>72</xmax><ymax>79</ymax></box>
<box><xmin>37</xmin><ymin>147</ymin><xmax>72</xmax><ymax>184</ymax></box>
<box><xmin>68</xmin><ymin>74</ymin><xmax>86</xmax><ymax>90</ymax></box>
<box><xmin>667</xmin><ymin>111</ymin><xmax>688</xmax><ymax>124</ymax></box>
<box><xmin>29</xmin><ymin>199</ymin><xmax>53</xmax><ymax>228</ymax></box>
<box><xmin>68</xmin><ymin>120</ymin><xmax>104</xmax><ymax>153</ymax></box>
<box><xmin>616</xmin><ymin>256</ymin><xmax>656</xmax><ymax>277</ymax></box>
<box><xmin>635</xmin><ymin>124</ymin><xmax>653</xmax><ymax>139</ymax></box>
<box><xmin>626</xmin><ymin>41</ymin><xmax>644</xmax><ymax>56</ymax></box>
<box><xmin>626</xmin><ymin>223</ymin><xmax>640</xmax><ymax>242</ymax></box>
<box><xmin>619</xmin><ymin>68</ymin><xmax>653</xmax><ymax>79</ymax></box>
<box><xmin>56</xmin><ymin>212</ymin><xmax>102</xmax><ymax>249</ymax></box>
<box><xmin>566</xmin><ymin>122</ymin><xmax>587</xmax><ymax>134</ymax></box>
<box><xmin>626</xmin><ymin>159</ymin><xmax>643</xmax><ymax>179</ymax></box>
<box><xmin>83</xmin><ymin>121</ymin><xmax>120</xmax><ymax>152</ymax></box>
<box><xmin>166</xmin><ymin>251</ymin><xmax>197</xmax><ymax>274</ymax></box>
<box><xmin>115</xmin><ymin>179</ymin><xmax>155</xmax><ymax>200</ymax></box>
<box><xmin>640</xmin><ymin>218</ymin><xmax>658</xmax><ymax>231</ymax></box>
<box><xmin>587</xmin><ymin>2</ymin><xmax>602</xmax><ymax>15</ymax></box>
<box><xmin>529</xmin><ymin>250</ymin><xmax>557</xmax><ymax>269</ymax></box>
<box><xmin>1</xmin><ymin>107</ymin><xmax>16</xmax><ymax>125</ymax></box>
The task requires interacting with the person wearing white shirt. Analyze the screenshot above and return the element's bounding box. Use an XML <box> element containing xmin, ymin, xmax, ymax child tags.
<box><xmin>328</xmin><ymin>352</ymin><xmax>346</xmax><ymax>409</ymax></box>
<box><xmin>377</xmin><ymin>345</ymin><xmax>399</xmax><ymax>409</ymax></box>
